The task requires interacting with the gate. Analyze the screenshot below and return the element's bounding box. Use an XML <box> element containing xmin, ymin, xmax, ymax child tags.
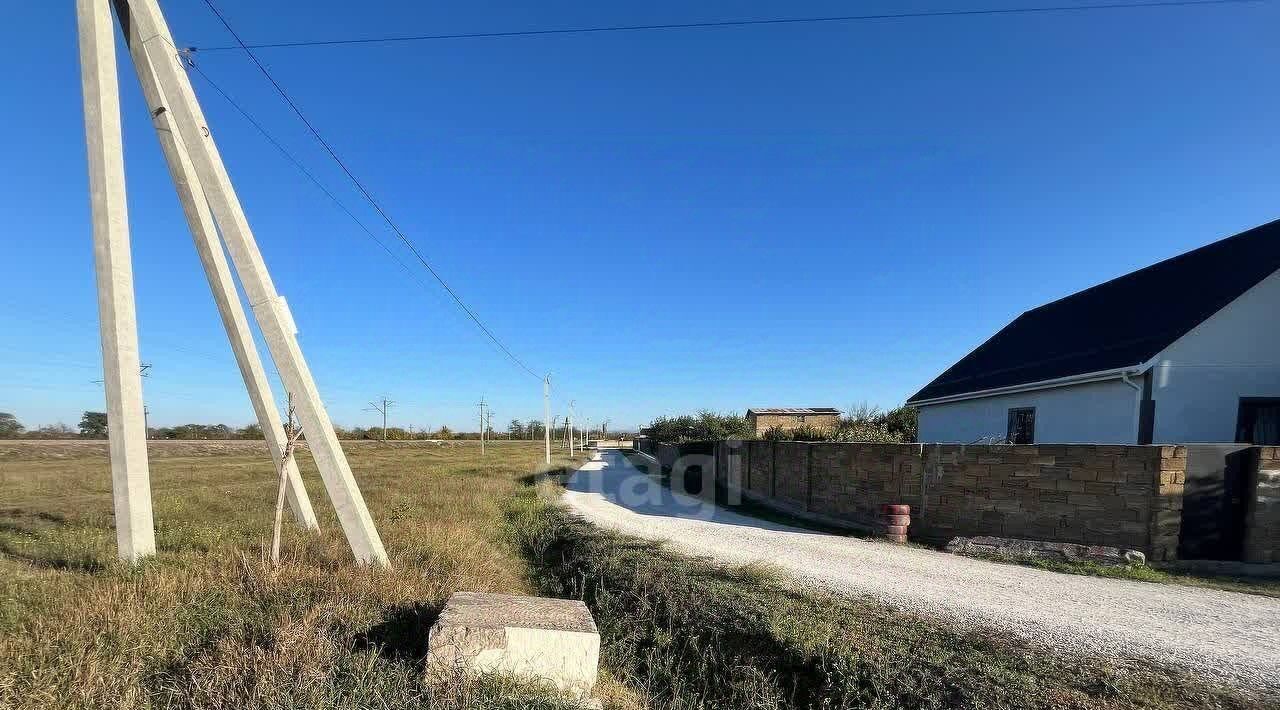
<box><xmin>1179</xmin><ymin>445</ymin><xmax>1254</xmax><ymax>560</ymax></box>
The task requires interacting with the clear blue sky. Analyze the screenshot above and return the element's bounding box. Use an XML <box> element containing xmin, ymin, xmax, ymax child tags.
<box><xmin>1</xmin><ymin>0</ymin><xmax>1276</xmax><ymax>432</ymax></box>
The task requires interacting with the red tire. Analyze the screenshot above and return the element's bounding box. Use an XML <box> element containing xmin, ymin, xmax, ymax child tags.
<box><xmin>881</xmin><ymin>514</ymin><xmax>911</xmax><ymax>527</ymax></box>
<box><xmin>881</xmin><ymin>525</ymin><xmax>908</xmax><ymax>536</ymax></box>
<box><xmin>882</xmin><ymin>504</ymin><xmax>911</xmax><ymax>515</ymax></box>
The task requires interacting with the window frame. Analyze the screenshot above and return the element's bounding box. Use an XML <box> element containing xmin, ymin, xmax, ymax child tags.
<box><xmin>1006</xmin><ymin>407</ymin><xmax>1036</xmax><ymax>445</ymax></box>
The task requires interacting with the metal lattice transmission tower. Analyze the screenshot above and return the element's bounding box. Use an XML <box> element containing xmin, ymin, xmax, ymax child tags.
<box><xmin>76</xmin><ymin>0</ymin><xmax>387</xmax><ymax>564</ymax></box>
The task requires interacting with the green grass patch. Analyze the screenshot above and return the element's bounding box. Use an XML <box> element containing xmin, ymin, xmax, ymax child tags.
<box><xmin>972</xmin><ymin>554</ymin><xmax>1280</xmax><ymax>599</ymax></box>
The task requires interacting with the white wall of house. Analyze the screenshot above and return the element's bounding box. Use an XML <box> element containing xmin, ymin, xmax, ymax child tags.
<box><xmin>1150</xmin><ymin>269</ymin><xmax>1280</xmax><ymax>443</ymax></box>
<box><xmin>917</xmin><ymin>379</ymin><xmax>1138</xmax><ymax>444</ymax></box>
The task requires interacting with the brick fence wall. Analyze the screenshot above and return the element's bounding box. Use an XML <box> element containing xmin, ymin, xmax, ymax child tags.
<box><xmin>919</xmin><ymin>443</ymin><xmax>1187</xmax><ymax>559</ymax></box>
<box><xmin>706</xmin><ymin>440</ymin><xmax>1185</xmax><ymax>557</ymax></box>
<box><xmin>634</xmin><ymin>438</ymin><xmax>1277</xmax><ymax>561</ymax></box>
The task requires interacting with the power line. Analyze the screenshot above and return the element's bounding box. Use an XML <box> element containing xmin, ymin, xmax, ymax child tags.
<box><xmin>196</xmin><ymin>0</ymin><xmax>544</xmax><ymax>381</ymax></box>
<box><xmin>186</xmin><ymin>64</ymin><xmax>437</xmax><ymax>301</ymax></box>
<box><xmin>186</xmin><ymin>0</ymin><xmax>1262</xmax><ymax>53</ymax></box>
<box><xmin>187</xmin><ymin>65</ymin><xmax>534</xmax><ymax>378</ymax></box>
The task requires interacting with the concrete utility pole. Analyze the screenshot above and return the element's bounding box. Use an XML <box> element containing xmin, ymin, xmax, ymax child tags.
<box><xmin>366</xmin><ymin>397</ymin><xmax>394</xmax><ymax>440</ymax></box>
<box><xmin>543</xmin><ymin>375</ymin><xmax>552</xmax><ymax>465</ymax></box>
<box><xmin>77</xmin><ymin>0</ymin><xmax>154</xmax><ymax>563</ymax></box>
<box><xmin>477</xmin><ymin>398</ymin><xmax>487</xmax><ymax>455</ymax></box>
<box><xmin>109</xmin><ymin>0</ymin><xmax>318</xmax><ymax>531</ymax></box>
<box><xmin>110</xmin><ymin>0</ymin><xmax>386</xmax><ymax>564</ymax></box>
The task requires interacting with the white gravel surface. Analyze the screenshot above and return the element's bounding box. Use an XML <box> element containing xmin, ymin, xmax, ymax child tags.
<box><xmin>562</xmin><ymin>450</ymin><xmax>1280</xmax><ymax>697</ymax></box>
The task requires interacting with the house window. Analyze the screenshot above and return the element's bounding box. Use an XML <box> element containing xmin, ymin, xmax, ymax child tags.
<box><xmin>1007</xmin><ymin>407</ymin><xmax>1036</xmax><ymax>444</ymax></box>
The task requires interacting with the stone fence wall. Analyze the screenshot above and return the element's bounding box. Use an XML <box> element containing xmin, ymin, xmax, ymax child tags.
<box><xmin>633</xmin><ymin>438</ymin><xmax>1268</xmax><ymax>561</ymax></box>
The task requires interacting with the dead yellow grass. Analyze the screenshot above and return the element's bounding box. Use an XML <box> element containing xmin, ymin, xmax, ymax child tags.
<box><xmin>0</xmin><ymin>440</ymin><xmax>623</xmax><ymax>709</ymax></box>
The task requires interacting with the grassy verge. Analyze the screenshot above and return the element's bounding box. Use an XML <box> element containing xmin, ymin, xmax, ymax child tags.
<box><xmin>621</xmin><ymin>451</ymin><xmax>1280</xmax><ymax>598</ymax></box>
<box><xmin>505</xmin><ymin>480</ymin><xmax>1265</xmax><ymax>710</ymax></box>
<box><xmin>970</xmin><ymin>555</ymin><xmax>1280</xmax><ymax>599</ymax></box>
<box><xmin>0</xmin><ymin>440</ymin><xmax>614</xmax><ymax>709</ymax></box>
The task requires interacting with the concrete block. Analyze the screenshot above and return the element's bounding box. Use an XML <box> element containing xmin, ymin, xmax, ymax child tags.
<box><xmin>427</xmin><ymin>592</ymin><xmax>600</xmax><ymax>700</ymax></box>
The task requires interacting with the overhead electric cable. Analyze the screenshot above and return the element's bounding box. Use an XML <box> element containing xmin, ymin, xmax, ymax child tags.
<box><xmin>197</xmin><ymin>0</ymin><xmax>544</xmax><ymax>380</ymax></box>
<box><xmin>188</xmin><ymin>63</ymin><xmax>437</xmax><ymax>299</ymax></box>
<box><xmin>187</xmin><ymin>0</ymin><xmax>1262</xmax><ymax>52</ymax></box>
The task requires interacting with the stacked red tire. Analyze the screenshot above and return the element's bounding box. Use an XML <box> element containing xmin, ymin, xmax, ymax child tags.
<box><xmin>880</xmin><ymin>504</ymin><xmax>910</xmax><ymax>543</ymax></box>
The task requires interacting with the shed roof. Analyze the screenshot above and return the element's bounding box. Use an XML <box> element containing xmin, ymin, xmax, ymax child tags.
<box><xmin>908</xmin><ymin>218</ymin><xmax>1280</xmax><ymax>404</ymax></box>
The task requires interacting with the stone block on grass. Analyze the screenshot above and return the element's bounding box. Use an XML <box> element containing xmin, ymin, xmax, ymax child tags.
<box><xmin>426</xmin><ymin>591</ymin><xmax>600</xmax><ymax>701</ymax></box>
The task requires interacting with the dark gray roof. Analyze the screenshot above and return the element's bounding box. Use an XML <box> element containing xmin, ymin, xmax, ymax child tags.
<box><xmin>908</xmin><ymin>218</ymin><xmax>1280</xmax><ymax>403</ymax></box>
<box><xmin>747</xmin><ymin>408</ymin><xmax>841</xmax><ymax>415</ymax></box>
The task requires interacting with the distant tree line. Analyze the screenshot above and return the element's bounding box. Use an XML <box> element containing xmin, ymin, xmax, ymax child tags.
<box><xmin>640</xmin><ymin>405</ymin><xmax>918</xmax><ymax>444</ymax></box>
<box><xmin>0</xmin><ymin>410</ymin><xmax>566</xmax><ymax>442</ymax></box>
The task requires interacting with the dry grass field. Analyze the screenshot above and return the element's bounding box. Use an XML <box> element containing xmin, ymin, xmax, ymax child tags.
<box><xmin>0</xmin><ymin>439</ymin><xmax>617</xmax><ymax>710</ymax></box>
<box><xmin>0</xmin><ymin>440</ymin><xmax>1267</xmax><ymax>710</ymax></box>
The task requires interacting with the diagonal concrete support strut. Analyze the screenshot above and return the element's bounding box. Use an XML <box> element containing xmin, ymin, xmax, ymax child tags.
<box><xmin>116</xmin><ymin>0</ymin><xmax>388</xmax><ymax>564</ymax></box>
<box><xmin>111</xmin><ymin>0</ymin><xmax>319</xmax><ymax>532</ymax></box>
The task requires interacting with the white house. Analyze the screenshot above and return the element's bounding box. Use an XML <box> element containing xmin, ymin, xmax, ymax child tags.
<box><xmin>908</xmin><ymin>219</ymin><xmax>1280</xmax><ymax>445</ymax></box>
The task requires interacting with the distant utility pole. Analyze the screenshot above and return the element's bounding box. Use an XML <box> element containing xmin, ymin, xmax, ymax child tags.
<box><xmin>568</xmin><ymin>400</ymin><xmax>576</xmax><ymax>455</ymax></box>
<box><xmin>543</xmin><ymin>375</ymin><xmax>552</xmax><ymax>465</ymax></box>
<box><xmin>477</xmin><ymin>397</ymin><xmax>487</xmax><ymax>455</ymax></box>
<box><xmin>365</xmin><ymin>397</ymin><xmax>394</xmax><ymax>440</ymax></box>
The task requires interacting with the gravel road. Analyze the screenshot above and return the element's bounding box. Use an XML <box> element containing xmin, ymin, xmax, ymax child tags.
<box><xmin>562</xmin><ymin>450</ymin><xmax>1280</xmax><ymax>696</ymax></box>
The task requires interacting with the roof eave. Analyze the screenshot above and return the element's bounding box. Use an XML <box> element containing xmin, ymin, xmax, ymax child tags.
<box><xmin>907</xmin><ymin>362</ymin><xmax>1154</xmax><ymax>407</ymax></box>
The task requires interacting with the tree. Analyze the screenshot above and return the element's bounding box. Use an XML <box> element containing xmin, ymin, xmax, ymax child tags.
<box><xmin>508</xmin><ymin>419</ymin><xmax>525</xmax><ymax>439</ymax></box>
<box><xmin>882</xmin><ymin>405</ymin><xmax>919</xmax><ymax>443</ymax></box>
<box><xmin>79</xmin><ymin>411</ymin><xmax>109</xmax><ymax>438</ymax></box>
<box><xmin>239</xmin><ymin>423</ymin><xmax>264</xmax><ymax>439</ymax></box>
<box><xmin>0</xmin><ymin>413</ymin><xmax>23</xmax><ymax>438</ymax></box>
<box><xmin>434</xmin><ymin>425</ymin><xmax>453</xmax><ymax>440</ymax></box>
<box><xmin>35</xmin><ymin>423</ymin><xmax>75</xmax><ymax>438</ymax></box>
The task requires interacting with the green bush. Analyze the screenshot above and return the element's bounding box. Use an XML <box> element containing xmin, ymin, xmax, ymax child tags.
<box><xmin>641</xmin><ymin>410</ymin><xmax>752</xmax><ymax>443</ymax></box>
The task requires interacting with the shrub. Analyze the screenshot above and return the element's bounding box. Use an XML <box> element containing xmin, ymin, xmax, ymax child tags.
<box><xmin>641</xmin><ymin>410</ymin><xmax>752</xmax><ymax>443</ymax></box>
<box><xmin>762</xmin><ymin>424</ymin><xmax>828</xmax><ymax>442</ymax></box>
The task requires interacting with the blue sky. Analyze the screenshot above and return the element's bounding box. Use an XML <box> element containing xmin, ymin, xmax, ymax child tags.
<box><xmin>1</xmin><ymin>0</ymin><xmax>1277</xmax><ymax>432</ymax></box>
